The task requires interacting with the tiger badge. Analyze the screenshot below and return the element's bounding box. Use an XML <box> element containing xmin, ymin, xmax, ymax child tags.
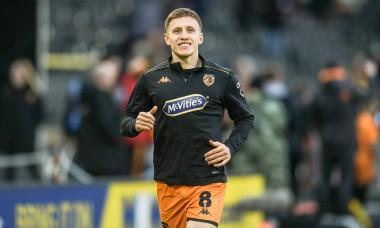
<box><xmin>203</xmin><ymin>74</ymin><xmax>215</xmax><ymax>86</ymax></box>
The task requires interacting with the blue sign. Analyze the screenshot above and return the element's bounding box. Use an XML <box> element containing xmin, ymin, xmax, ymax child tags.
<box><xmin>0</xmin><ymin>184</ymin><xmax>107</xmax><ymax>228</ymax></box>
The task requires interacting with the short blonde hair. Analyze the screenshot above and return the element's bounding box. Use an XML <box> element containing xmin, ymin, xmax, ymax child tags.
<box><xmin>164</xmin><ymin>8</ymin><xmax>202</xmax><ymax>32</ymax></box>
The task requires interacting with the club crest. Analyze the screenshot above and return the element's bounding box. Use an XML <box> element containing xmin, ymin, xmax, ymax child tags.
<box><xmin>203</xmin><ymin>74</ymin><xmax>215</xmax><ymax>86</ymax></box>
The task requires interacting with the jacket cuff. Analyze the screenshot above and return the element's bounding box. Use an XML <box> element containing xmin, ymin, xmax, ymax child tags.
<box><xmin>224</xmin><ymin>142</ymin><xmax>236</xmax><ymax>155</ymax></box>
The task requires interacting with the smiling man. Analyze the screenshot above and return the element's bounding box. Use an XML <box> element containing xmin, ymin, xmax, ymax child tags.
<box><xmin>120</xmin><ymin>8</ymin><xmax>254</xmax><ymax>228</ymax></box>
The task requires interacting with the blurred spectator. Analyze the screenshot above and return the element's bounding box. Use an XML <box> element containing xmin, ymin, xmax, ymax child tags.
<box><xmin>307</xmin><ymin>0</ymin><xmax>334</xmax><ymax>20</ymax></box>
<box><xmin>310</xmin><ymin>62</ymin><xmax>364</xmax><ymax>215</ymax></box>
<box><xmin>262</xmin><ymin>62</ymin><xmax>288</xmax><ymax>101</ymax></box>
<box><xmin>351</xmin><ymin>53</ymin><xmax>379</xmax><ymax>95</ymax></box>
<box><xmin>254</xmin><ymin>0</ymin><xmax>288</xmax><ymax>28</ymax></box>
<box><xmin>335</xmin><ymin>0</ymin><xmax>368</xmax><ymax>15</ymax></box>
<box><xmin>354</xmin><ymin>97</ymin><xmax>379</xmax><ymax>203</ymax></box>
<box><xmin>43</xmin><ymin>145</ymin><xmax>69</xmax><ymax>184</ymax></box>
<box><xmin>129</xmin><ymin>0</ymin><xmax>163</xmax><ymax>40</ymax></box>
<box><xmin>129</xmin><ymin>29</ymin><xmax>170</xmax><ymax>66</ymax></box>
<box><xmin>235</xmin><ymin>0</ymin><xmax>255</xmax><ymax>30</ymax></box>
<box><xmin>306</xmin><ymin>0</ymin><xmax>368</xmax><ymax>19</ymax></box>
<box><xmin>221</xmin><ymin>55</ymin><xmax>257</xmax><ymax>142</ymax></box>
<box><xmin>0</xmin><ymin>58</ymin><xmax>43</xmax><ymax>181</ymax></box>
<box><xmin>230</xmin><ymin>67</ymin><xmax>292</xmax><ymax>215</ymax></box>
<box><xmin>63</xmin><ymin>76</ymin><xmax>83</xmax><ymax>137</ymax></box>
<box><xmin>232</xmin><ymin>55</ymin><xmax>257</xmax><ymax>94</ymax></box>
<box><xmin>118</xmin><ymin>55</ymin><xmax>153</xmax><ymax>177</ymax></box>
<box><xmin>252</xmin><ymin>0</ymin><xmax>291</xmax><ymax>60</ymax></box>
<box><xmin>74</xmin><ymin>58</ymin><xmax>126</xmax><ymax>176</ymax></box>
<box><xmin>285</xmin><ymin>81</ymin><xmax>313</xmax><ymax>199</ymax></box>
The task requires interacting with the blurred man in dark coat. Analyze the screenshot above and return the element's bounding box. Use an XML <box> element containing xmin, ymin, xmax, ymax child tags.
<box><xmin>75</xmin><ymin>58</ymin><xmax>125</xmax><ymax>176</ymax></box>
<box><xmin>0</xmin><ymin>58</ymin><xmax>43</xmax><ymax>181</ymax></box>
<box><xmin>311</xmin><ymin>63</ymin><xmax>364</xmax><ymax>214</ymax></box>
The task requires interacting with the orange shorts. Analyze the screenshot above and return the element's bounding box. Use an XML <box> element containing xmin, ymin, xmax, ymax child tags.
<box><xmin>157</xmin><ymin>181</ymin><xmax>226</xmax><ymax>228</ymax></box>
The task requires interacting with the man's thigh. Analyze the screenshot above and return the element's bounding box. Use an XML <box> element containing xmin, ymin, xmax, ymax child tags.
<box><xmin>157</xmin><ymin>182</ymin><xmax>188</xmax><ymax>228</ymax></box>
<box><xmin>186</xmin><ymin>183</ymin><xmax>226</xmax><ymax>227</ymax></box>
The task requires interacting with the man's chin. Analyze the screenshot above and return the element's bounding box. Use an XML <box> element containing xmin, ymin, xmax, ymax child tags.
<box><xmin>174</xmin><ymin>51</ymin><xmax>194</xmax><ymax>59</ymax></box>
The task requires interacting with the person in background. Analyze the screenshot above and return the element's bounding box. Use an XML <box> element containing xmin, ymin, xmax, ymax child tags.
<box><xmin>221</xmin><ymin>55</ymin><xmax>256</xmax><ymax>143</ymax></box>
<box><xmin>229</xmin><ymin>70</ymin><xmax>292</xmax><ymax>224</ymax></box>
<box><xmin>0</xmin><ymin>58</ymin><xmax>43</xmax><ymax>181</ymax></box>
<box><xmin>354</xmin><ymin>97</ymin><xmax>379</xmax><ymax>203</ymax></box>
<box><xmin>310</xmin><ymin>62</ymin><xmax>364</xmax><ymax>215</ymax></box>
<box><xmin>75</xmin><ymin>58</ymin><xmax>126</xmax><ymax>176</ymax></box>
<box><xmin>119</xmin><ymin>55</ymin><xmax>153</xmax><ymax>177</ymax></box>
<box><xmin>351</xmin><ymin>53</ymin><xmax>379</xmax><ymax>95</ymax></box>
<box><xmin>285</xmin><ymin>81</ymin><xmax>313</xmax><ymax>199</ymax></box>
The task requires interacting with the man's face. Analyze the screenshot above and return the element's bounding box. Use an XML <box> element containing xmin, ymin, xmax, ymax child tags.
<box><xmin>165</xmin><ymin>16</ymin><xmax>203</xmax><ymax>60</ymax></box>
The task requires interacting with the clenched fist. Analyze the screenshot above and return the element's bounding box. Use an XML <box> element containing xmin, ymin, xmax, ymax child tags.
<box><xmin>135</xmin><ymin>106</ymin><xmax>157</xmax><ymax>132</ymax></box>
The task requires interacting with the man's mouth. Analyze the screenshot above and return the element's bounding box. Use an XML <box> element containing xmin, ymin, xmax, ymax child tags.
<box><xmin>179</xmin><ymin>43</ymin><xmax>190</xmax><ymax>47</ymax></box>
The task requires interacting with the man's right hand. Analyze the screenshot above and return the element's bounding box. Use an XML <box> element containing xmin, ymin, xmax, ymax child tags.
<box><xmin>135</xmin><ymin>106</ymin><xmax>157</xmax><ymax>132</ymax></box>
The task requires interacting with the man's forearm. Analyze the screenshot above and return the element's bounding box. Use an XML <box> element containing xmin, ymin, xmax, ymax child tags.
<box><xmin>224</xmin><ymin>114</ymin><xmax>254</xmax><ymax>154</ymax></box>
<box><xmin>119</xmin><ymin>115</ymin><xmax>140</xmax><ymax>138</ymax></box>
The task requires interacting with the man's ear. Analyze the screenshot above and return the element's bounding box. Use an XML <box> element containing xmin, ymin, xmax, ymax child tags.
<box><xmin>164</xmin><ymin>33</ymin><xmax>171</xmax><ymax>46</ymax></box>
<box><xmin>199</xmin><ymin>32</ymin><xmax>204</xmax><ymax>45</ymax></box>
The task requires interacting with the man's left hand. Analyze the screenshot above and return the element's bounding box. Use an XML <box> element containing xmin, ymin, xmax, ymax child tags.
<box><xmin>205</xmin><ymin>140</ymin><xmax>231</xmax><ymax>167</ymax></box>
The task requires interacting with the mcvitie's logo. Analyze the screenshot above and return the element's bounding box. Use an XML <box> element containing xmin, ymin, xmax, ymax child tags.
<box><xmin>163</xmin><ymin>94</ymin><xmax>208</xmax><ymax>116</ymax></box>
<box><xmin>158</xmin><ymin>76</ymin><xmax>171</xmax><ymax>83</ymax></box>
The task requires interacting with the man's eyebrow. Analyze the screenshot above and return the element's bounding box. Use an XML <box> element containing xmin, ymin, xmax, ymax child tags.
<box><xmin>171</xmin><ymin>26</ymin><xmax>182</xmax><ymax>31</ymax></box>
<box><xmin>171</xmin><ymin>25</ymin><xmax>197</xmax><ymax>30</ymax></box>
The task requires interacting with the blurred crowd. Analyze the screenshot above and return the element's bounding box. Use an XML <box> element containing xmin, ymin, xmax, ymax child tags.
<box><xmin>1</xmin><ymin>0</ymin><xmax>380</xmax><ymax>227</ymax></box>
<box><xmin>225</xmin><ymin>54</ymin><xmax>380</xmax><ymax>227</ymax></box>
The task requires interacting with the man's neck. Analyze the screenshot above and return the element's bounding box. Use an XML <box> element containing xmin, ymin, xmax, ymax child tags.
<box><xmin>171</xmin><ymin>53</ymin><xmax>201</xmax><ymax>69</ymax></box>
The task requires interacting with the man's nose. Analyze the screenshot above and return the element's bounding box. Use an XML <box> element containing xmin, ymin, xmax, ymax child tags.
<box><xmin>180</xmin><ymin>31</ymin><xmax>189</xmax><ymax>39</ymax></box>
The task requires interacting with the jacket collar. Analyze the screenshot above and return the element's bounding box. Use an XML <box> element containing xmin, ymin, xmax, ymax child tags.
<box><xmin>168</xmin><ymin>54</ymin><xmax>205</xmax><ymax>73</ymax></box>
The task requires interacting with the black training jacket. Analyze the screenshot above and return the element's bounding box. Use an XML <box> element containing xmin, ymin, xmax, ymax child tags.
<box><xmin>120</xmin><ymin>55</ymin><xmax>254</xmax><ymax>186</ymax></box>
